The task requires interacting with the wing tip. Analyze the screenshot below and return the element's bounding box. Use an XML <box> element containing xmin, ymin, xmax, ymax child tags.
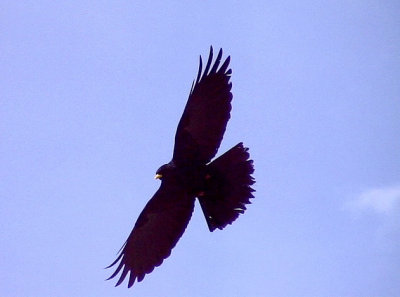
<box><xmin>195</xmin><ymin>46</ymin><xmax>231</xmax><ymax>84</ymax></box>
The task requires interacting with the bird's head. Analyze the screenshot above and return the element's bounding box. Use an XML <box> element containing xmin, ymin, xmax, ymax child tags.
<box><xmin>155</xmin><ymin>162</ymin><xmax>175</xmax><ymax>180</ymax></box>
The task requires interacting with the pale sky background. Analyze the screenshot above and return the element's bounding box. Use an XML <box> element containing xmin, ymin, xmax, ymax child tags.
<box><xmin>1</xmin><ymin>1</ymin><xmax>400</xmax><ymax>296</ymax></box>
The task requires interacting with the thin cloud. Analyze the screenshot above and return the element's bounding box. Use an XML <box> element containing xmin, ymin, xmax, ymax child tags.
<box><xmin>349</xmin><ymin>185</ymin><xmax>400</xmax><ymax>214</ymax></box>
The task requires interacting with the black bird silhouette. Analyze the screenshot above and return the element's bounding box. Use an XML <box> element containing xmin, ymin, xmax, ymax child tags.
<box><xmin>107</xmin><ymin>47</ymin><xmax>255</xmax><ymax>288</ymax></box>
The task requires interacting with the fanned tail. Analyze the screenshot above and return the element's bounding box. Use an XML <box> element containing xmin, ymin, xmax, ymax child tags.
<box><xmin>198</xmin><ymin>142</ymin><xmax>255</xmax><ymax>231</ymax></box>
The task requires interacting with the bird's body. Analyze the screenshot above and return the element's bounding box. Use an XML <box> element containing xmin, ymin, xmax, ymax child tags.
<box><xmin>157</xmin><ymin>161</ymin><xmax>208</xmax><ymax>196</ymax></box>
<box><xmin>107</xmin><ymin>47</ymin><xmax>255</xmax><ymax>287</ymax></box>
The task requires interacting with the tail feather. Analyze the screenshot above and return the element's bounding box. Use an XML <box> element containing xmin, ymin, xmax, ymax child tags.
<box><xmin>198</xmin><ymin>142</ymin><xmax>255</xmax><ymax>231</ymax></box>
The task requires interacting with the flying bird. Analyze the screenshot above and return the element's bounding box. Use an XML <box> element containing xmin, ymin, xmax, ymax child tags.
<box><xmin>107</xmin><ymin>47</ymin><xmax>255</xmax><ymax>288</ymax></box>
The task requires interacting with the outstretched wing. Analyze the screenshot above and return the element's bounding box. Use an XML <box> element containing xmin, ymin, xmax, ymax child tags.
<box><xmin>173</xmin><ymin>47</ymin><xmax>233</xmax><ymax>166</ymax></box>
<box><xmin>107</xmin><ymin>182</ymin><xmax>195</xmax><ymax>288</ymax></box>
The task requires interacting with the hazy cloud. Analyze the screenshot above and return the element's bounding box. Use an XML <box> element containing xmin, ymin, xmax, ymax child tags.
<box><xmin>348</xmin><ymin>185</ymin><xmax>400</xmax><ymax>214</ymax></box>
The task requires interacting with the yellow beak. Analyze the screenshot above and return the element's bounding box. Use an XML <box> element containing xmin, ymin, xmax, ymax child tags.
<box><xmin>154</xmin><ymin>174</ymin><xmax>162</xmax><ymax>179</ymax></box>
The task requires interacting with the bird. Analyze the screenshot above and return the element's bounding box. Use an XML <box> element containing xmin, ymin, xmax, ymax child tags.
<box><xmin>107</xmin><ymin>47</ymin><xmax>255</xmax><ymax>288</ymax></box>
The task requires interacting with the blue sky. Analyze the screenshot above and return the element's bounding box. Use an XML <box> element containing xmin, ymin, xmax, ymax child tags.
<box><xmin>1</xmin><ymin>1</ymin><xmax>399</xmax><ymax>296</ymax></box>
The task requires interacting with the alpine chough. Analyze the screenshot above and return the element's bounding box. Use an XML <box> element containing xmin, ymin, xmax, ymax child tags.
<box><xmin>107</xmin><ymin>47</ymin><xmax>255</xmax><ymax>287</ymax></box>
